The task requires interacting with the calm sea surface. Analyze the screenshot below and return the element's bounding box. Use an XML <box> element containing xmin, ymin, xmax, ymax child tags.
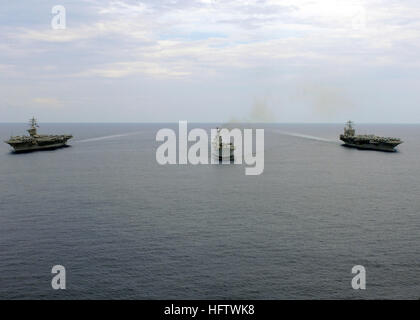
<box><xmin>0</xmin><ymin>123</ymin><xmax>419</xmax><ymax>299</ymax></box>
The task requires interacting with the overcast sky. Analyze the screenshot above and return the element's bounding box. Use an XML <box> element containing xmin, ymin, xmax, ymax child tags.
<box><xmin>1</xmin><ymin>0</ymin><xmax>420</xmax><ymax>122</ymax></box>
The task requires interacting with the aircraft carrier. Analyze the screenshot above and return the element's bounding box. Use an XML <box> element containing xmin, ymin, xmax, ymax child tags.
<box><xmin>340</xmin><ymin>121</ymin><xmax>402</xmax><ymax>152</ymax></box>
<box><xmin>5</xmin><ymin>118</ymin><xmax>73</xmax><ymax>152</ymax></box>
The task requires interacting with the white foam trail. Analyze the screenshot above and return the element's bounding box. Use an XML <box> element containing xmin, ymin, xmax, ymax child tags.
<box><xmin>75</xmin><ymin>131</ymin><xmax>143</xmax><ymax>143</ymax></box>
<box><xmin>272</xmin><ymin>130</ymin><xmax>338</xmax><ymax>143</ymax></box>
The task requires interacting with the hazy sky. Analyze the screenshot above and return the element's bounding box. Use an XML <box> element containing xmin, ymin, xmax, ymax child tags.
<box><xmin>1</xmin><ymin>0</ymin><xmax>420</xmax><ymax>122</ymax></box>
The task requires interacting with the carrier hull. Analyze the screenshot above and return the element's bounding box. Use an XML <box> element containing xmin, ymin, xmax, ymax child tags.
<box><xmin>212</xmin><ymin>147</ymin><xmax>234</xmax><ymax>160</ymax></box>
<box><xmin>341</xmin><ymin>142</ymin><xmax>399</xmax><ymax>152</ymax></box>
<box><xmin>7</xmin><ymin>141</ymin><xmax>71</xmax><ymax>153</ymax></box>
<box><xmin>340</xmin><ymin>134</ymin><xmax>402</xmax><ymax>152</ymax></box>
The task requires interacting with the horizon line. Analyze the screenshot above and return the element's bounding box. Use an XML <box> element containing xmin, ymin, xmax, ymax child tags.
<box><xmin>1</xmin><ymin>121</ymin><xmax>420</xmax><ymax>125</ymax></box>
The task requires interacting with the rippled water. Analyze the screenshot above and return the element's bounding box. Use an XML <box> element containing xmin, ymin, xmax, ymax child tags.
<box><xmin>0</xmin><ymin>123</ymin><xmax>419</xmax><ymax>299</ymax></box>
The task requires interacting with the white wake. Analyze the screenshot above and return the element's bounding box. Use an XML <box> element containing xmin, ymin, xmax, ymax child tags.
<box><xmin>75</xmin><ymin>131</ymin><xmax>143</xmax><ymax>143</ymax></box>
<box><xmin>272</xmin><ymin>130</ymin><xmax>338</xmax><ymax>143</ymax></box>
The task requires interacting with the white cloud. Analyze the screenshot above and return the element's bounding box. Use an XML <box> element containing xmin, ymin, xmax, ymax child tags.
<box><xmin>32</xmin><ymin>97</ymin><xmax>62</xmax><ymax>108</ymax></box>
<box><xmin>0</xmin><ymin>64</ymin><xmax>15</xmax><ymax>72</ymax></box>
<box><xmin>1</xmin><ymin>0</ymin><xmax>420</xmax><ymax>121</ymax></box>
<box><xmin>81</xmin><ymin>60</ymin><xmax>191</xmax><ymax>78</ymax></box>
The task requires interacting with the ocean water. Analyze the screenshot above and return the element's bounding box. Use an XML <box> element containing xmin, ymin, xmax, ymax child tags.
<box><xmin>0</xmin><ymin>123</ymin><xmax>419</xmax><ymax>300</ymax></box>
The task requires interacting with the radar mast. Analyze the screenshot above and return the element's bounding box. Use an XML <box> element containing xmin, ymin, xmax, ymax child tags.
<box><xmin>344</xmin><ymin>120</ymin><xmax>355</xmax><ymax>136</ymax></box>
<box><xmin>27</xmin><ymin>117</ymin><xmax>39</xmax><ymax>136</ymax></box>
